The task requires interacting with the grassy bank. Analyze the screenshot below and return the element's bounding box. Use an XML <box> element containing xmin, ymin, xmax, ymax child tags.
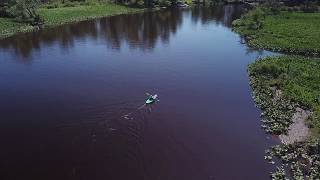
<box><xmin>249</xmin><ymin>56</ymin><xmax>320</xmax><ymax>134</ymax></box>
<box><xmin>233</xmin><ymin>10</ymin><xmax>320</xmax><ymax>56</ymax></box>
<box><xmin>249</xmin><ymin>55</ymin><xmax>320</xmax><ymax>179</ymax></box>
<box><xmin>234</xmin><ymin>11</ymin><xmax>320</xmax><ymax>175</ymax></box>
<box><xmin>0</xmin><ymin>18</ymin><xmax>34</xmax><ymax>39</ymax></box>
<box><xmin>0</xmin><ymin>4</ymin><xmax>142</xmax><ymax>39</ymax></box>
<box><xmin>38</xmin><ymin>4</ymin><xmax>141</xmax><ymax>27</ymax></box>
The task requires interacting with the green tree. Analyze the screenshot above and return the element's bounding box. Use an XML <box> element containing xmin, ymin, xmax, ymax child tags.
<box><xmin>265</xmin><ymin>0</ymin><xmax>280</xmax><ymax>15</ymax></box>
<box><xmin>0</xmin><ymin>0</ymin><xmax>14</xmax><ymax>17</ymax></box>
<box><xmin>10</xmin><ymin>0</ymin><xmax>43</xmax><ymax>24</ymax></box>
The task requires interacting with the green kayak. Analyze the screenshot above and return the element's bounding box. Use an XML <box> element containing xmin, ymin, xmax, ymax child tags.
<box><xmin>145</xmin><ymin>94</ymin><xmax>158</xmax><ymax>104</ymax></box>
<box><xmin>146</xmin><ymin>97</ymin><xmax>155</xmax><ymax>104</ymax></box>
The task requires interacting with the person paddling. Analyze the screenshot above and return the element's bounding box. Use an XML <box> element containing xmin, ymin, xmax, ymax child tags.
<box><xmin>145</xmin><ymin>93</ymin><xmax>159</xmax><ymax>105</ymax></box>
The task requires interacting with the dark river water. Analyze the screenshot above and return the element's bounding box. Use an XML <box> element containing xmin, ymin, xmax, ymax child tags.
<box><xmin>0</xmin><ymin>5</ymin><xmax>278</xmax><ymax>180</ymax></box>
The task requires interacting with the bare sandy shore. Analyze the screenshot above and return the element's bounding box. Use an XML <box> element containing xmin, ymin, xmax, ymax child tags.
<box><xmin>272</xmin><ymin>89</ymin><xmax>311</xmax><ymax>145</ymax></box>
<box><xmin>279</xmin><ymin>107</ymin><xmax>311</xmax><ymax>145</ymax></box>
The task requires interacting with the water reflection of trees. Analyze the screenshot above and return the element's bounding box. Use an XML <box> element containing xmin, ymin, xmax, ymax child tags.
<box><xmin>99</xmin><ymin>9</ymin><xmax>183</xmax><ymax>51</ymax></box>
<box><xmin>191</xmin><ymin>4</ymin><xmax>246</xmax><ymax>27</ymax></box>
<box><xmin>0</xmin><ymin>5</ymin><xmax>246</xmax><ymax>59</ymax></box>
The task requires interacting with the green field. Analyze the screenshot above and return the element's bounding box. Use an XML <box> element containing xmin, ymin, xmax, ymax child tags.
<box><xmin>233</xmin><ymin>10</ymin><xmax>320</xmax><ymax>56</ymax></box>
<box><xmin>0</xmin><ymin>4</ymin><xmax>141</xmax><ymax>39</ymax></box>
<box><xmin>249</xmin><ymin>56</ymin><xmax>320</xmax><ymax>134</ymax></box>
<box><xmin>38</xmin><ymin>4</ymin><xmax>141</xmax><ymax>27</ymax></box>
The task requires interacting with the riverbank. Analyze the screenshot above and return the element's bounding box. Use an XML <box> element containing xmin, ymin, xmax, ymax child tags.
<box><xmin>233</xmin><ymin>6</ymin><xmax>320</xmax><ymax>178</ymax></box>
<box><xmin>249</xmin><ymin>56</ymin><xmax>320</xmax><ymax>136</ymax></box>
<box><xmin>232</xmin><ymin>3</ymin><xmax>320</xmax><ymax>143</ymax></box>
<box><xmin>0</xmin><ymin>18</ymin><xmax>33</xmax><ymax>39</ymax></box>
<box><xmin>249</xmin><ymin>55</ymin><xmax>320</xmax><ymax>179</ymax></box>
<box><xmin>0</xmin><ymin>4</ymin><xmax>142</xmax><ymax>39</ymax></box>
<box><xmin>233</xmin><ymin>9</ymin><xmax>320</xmax><ymax>56</ymax></box>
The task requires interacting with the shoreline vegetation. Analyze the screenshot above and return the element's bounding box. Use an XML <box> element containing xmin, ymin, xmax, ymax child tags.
<box><xmin>0</xmin><ymin>0</ymin><xmax>275</xmax><ymax>39</ymax></box>
<box><xmin>249</xmin><ymin>56</ymin><xmax>320</xmax><ymax>179</ymax></box>
<box><xmin>1</xmin><ymin>0</ymin><xmax>319</xmax><ymax>179</ymax></box>
<box><xmin>248</xmin><ymin>56</ymin><xmax>320</xmax><ymax>136</ymax></box>
<box><xmin>39</xmin><ymin>4</ymin><xmax>143</xmax><ymax>27</ymax></box>
<box><xmin>1</xmin><ymin>0</ymin><xmax>226</xmax><ymax>39</ymax></box>
<box><xmin>232</xmin><ymin>2</ymin><xmax>320</xmax><ymax>179</ymax></box>
<box><xmin>0</xmin><ymin>3</ymin><xmax>143</xmax><ymax>39</ymax></box>
<box><xmin>232</xmin><ymin>4</ymin><xmax>320</xmax><ymax>56</ymax></box>
<box><xmin>0</xmin><ymin>0</ymin><xmax>194</xmax><ymax>39</ymax></box>
<box><xmin>0</xmin><ymin>0</ymin><xmax>272</xmax><ymax>39</ymax></box>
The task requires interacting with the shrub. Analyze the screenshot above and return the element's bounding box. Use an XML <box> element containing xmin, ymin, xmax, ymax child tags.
<box><xmin>137</xmin><ymin>0</ymin><xmax>144</xmax><ymax>7</ymax></box>
<box><xmin>45</xmin><ymin>2</ymin><xmax>59</xmax><ymax>8</ymax></box>
<box><xmin>246</xmin><ymin>7</ymin><xmax>265</xmax><ymax>30</ymax></box>
<box><xmin>293</xmin><ymin>6</ymin><xmax>300</xmax><ymax>11</ymax></box>
<box><xmin>301</xmin><ymin>1</ymin><xmax>319</xmax><ymax>13</ymax></box>
<box><xmin>0</xmin><ymin>2</ymin><xmax>11</xmax><ymax>17</ymax></box>
<box><xmin>280</xmin><ymin>6</ymin><xmax>288</xmax><ymax>11</ymax></box>
<box><xmin>10</xmin><ymin>0</ymin><xmax>44</xmax><ymax>25</ymax></box>
<box><xmin>158</xmin><ymin>0</ymin><xmax>171</xmax><ymax>7</ymax></box>
<box><xmin>287</xmin><ymin>7</ymin><xmax>295</xmax><ymax>12</ymax></box>
<box><xmin>63</xmin><ymin>1</ymin><xmax>77</xmax><ymax>7</ymax></box>
<box><xmin>252</xmin><ymin>63</ymin><xmax>285</xmax><ymax>78</ymax></box>
<box><xmin>265</xmin><ymin>0</ymin><xmax>281</xmax><ymax>15</ymax></box>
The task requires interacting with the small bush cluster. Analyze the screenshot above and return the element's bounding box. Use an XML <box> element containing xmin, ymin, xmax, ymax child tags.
<box><xmin>251</xmin><ymin>63</ymin><xmax>285</xmax><ymax>79</ymax></box>
<box><xmin>265</xmin><ymin>0</ymin><xmax>281</xmax><ymax>15</ymax></box>
<box><xmin>301</xmin><ymin>1</ymin><xmax>319</xmax><ymax>13</ymax></box>
<box><xmin>232</xmin><ymin>7</ymin><xmax>266</xmax><ymax>31</ymax></box>
<box><xmin>43</xmin><ymin>0</ymin><xmax>97</xmax><ymax>9</ymax></box>
<box><xmin>0</xmin><ymin>0</ymin><xmax>44</xmax><ymax>25</ymax></box>
<box><xmin>154</xmin><ymin>0</ymin><xmax>171</xmax><ymax>7</ymax></box>
<box><xmin>12</xmin><ymin>0</ymin><xmax>44</xmax><ymax>25</ymax></box>
<box><xmin>0</xmin><ymin>1</ymin><xmax>13</xmax><ymax>18</ymax></box>
<box><xmin>232</xmin><ymin>1</ymin><xmax>283</xmax><ymax>33</ymax></box>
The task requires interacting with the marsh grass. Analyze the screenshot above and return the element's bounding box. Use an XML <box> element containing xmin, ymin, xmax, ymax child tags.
<box><xmin>38</xmin><ymin>4</ymin><xmax>141</xmax><ymax>27</ymax></box>
<box><xmin>233</xmin><ymin>10</ymin><xmax>320</xmax><ymax>56</ymax></box>
<box><xmin>249</xmin><ymin>56</ymin><xmax>320</xmax><ymax>178</ymax></box>
<box><xmin>0</xmin><ymin>18</ymin><xmax>34</xmax><ymax>38</ymax></box>
<box><xmin>0</xmin><ymin>3</ymin><xmax>142</xmax><ymax>39</ymax></box>
<box><xmin>234</xmin><ymin>6</ymin><xmax>320</xmax><ymax>179</ymax></box>
<box><xmin>249</xmin><ymin>56</ymin><xmax>320</xmax><ymax>133</ymax></box>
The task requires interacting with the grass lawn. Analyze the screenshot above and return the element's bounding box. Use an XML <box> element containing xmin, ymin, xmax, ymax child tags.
<box><xmin>233</xmin><ymin>11</ymin><xmax>320</xmax><ymax>55</ymax></box>
<box><xmin>249</xmin><ymin>56</ymin><xmax>320</xmax><ymax>134</ymax></box>
<box><xmin>38</xmin><ymin>4</ymin><xmax>141</xmax><ymax>27</ymax></box>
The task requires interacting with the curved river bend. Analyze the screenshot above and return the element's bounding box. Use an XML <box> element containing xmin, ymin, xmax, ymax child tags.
<box><xmin>0</xmin><ymin>5</ymin><xmax>277</xmax><ymax>180</ymax></box>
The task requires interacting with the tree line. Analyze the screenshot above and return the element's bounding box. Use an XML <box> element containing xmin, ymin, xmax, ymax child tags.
<box><xmin>0</xmin><ymin>0</ymin><xmax>319</xmax><ymax>26</ymax></box>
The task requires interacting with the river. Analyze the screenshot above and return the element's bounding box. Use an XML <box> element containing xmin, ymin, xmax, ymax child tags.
<box><xmin>0</xmin><ymin>5</ymin><xmax>277</xmax><ymax>180</ymax></box>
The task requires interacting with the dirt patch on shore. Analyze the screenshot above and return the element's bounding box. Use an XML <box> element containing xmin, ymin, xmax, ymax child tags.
<box><xmin>272</xmin><ymin>89</ymin><xmax>311</xmax><ymax>144</ymax></box>
<box><xmin>279</xmin><ymin>107</ymin><xmax>311</xmax><ymax>144</ymax></box>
